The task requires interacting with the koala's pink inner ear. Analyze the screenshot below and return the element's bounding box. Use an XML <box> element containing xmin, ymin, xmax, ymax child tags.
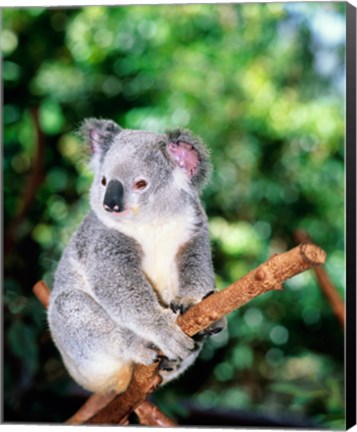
<box><xmin>89</xmin><ymin>129</ymin><xmax>102</xmax><ymax>153</ymax></box>
<box><xmin>168</xmin><ymin>141</ymin><xmax>200</xmax><ymax>177</ymax></box>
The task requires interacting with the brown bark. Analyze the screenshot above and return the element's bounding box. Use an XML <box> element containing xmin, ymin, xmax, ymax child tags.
<box><xmin>134</xmin><ymin>400</ymin><xmax>177</xmax><ymax>427</ymax></box>
<box><xmin>294</xmin><ymin>230</ymin><xmax>344</xmax><ymax>328</ymax></box>
<box><xmin>66</xmin><ymin>392</ymin><xmax>117</xmax><ymax>425</ymax></box>
<box><xmin>33</xmin><ymin>280</ymin><xmax>50</xmax><ymax>310</ymax></box>
<box><xmin>33</xmin><ymin>242</ymin><xmax>326</xmax><ymax>425</ymax></box>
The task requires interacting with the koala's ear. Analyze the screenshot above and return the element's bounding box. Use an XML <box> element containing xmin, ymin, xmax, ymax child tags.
<box><xmin>166</xmin><ymin>129</ymin><xmax>211</xmax><ymax>190</ymax></box>
<box><xmin>79</xmin><ymin>118</ymin><xmax>122</xmax><ymax>168</ymax></box>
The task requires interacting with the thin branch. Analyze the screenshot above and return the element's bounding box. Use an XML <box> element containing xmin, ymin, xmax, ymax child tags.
<box><xmin>33</xmin><ymin>280</ymin><xmax>50</xmax><ymax>309</ymax></box>
<box><xmin>66</xmin><ymin>392</ymin><xmax>117</xmax><ymax>425</ymax></box>
<box><xmin>5</xmin><ymin>107</ymin><xmax>45</xmax><ymax>255</ymax></box>
<box><xmin>134</xmin><ymin>400</ymin><xmax>177</xmax><ymax>427</ymax></box>
<box><xmin>294</xmin><ymin>230</ymin><xmax>344</xmax><ymax>328</ymax></box>
<box><xmin>33</xmin><ymin>242</ymin><xmax>326</xmax><ymax>425</ymax></box>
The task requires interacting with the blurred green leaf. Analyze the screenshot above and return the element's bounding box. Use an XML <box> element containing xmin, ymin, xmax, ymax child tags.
<box><xmin>39</xmin><ymin>98</ymin><xmax>65</xmax><ymax>134</ymax></box>
<box><xmin>7</xmin><ymin>321</ymin><xmax>39</xmax><ymax>375</ymax></box>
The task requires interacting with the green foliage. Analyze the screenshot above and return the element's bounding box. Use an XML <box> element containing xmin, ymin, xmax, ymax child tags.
<box><xmin>3</xmin><ymin>3</ymin><xmax>345</xmax><ymax>426</ymax></box>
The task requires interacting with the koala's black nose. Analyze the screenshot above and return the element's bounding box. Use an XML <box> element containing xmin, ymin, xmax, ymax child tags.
<box><xmin>103</xmin><ymin>180</ymin><xmax>125</xmax><ymax>213</ymax></box>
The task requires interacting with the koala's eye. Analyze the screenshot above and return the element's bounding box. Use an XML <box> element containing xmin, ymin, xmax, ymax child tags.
<box><xmin>101</xmin><ymin>176</ymin><xmax>107</xmax><ymax>186</ymax></box>
<box><xmin>134</xmin><ymin>179</ymin><xmax>148</xmax><ymax>190</ymax></box>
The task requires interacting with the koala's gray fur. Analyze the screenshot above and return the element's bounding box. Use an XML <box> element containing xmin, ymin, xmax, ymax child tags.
<box><xmin>48</xmin><ymin>119</ymin><xmax>226</xmax><ymax>395</ymax></box>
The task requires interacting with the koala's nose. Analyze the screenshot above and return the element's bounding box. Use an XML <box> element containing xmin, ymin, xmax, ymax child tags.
<box><xmin>103</xmin><ymin>180</ymin><xmax>125</xmax><ymax>213</ymax></box>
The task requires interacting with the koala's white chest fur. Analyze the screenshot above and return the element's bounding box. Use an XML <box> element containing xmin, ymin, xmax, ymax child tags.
<box><xmin>119</xmin><ymin>210</ymin><xmax>195</xmax><ymax>304</ymax></box>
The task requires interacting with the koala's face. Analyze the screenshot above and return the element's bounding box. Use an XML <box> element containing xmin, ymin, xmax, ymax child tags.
<box><xmin>80</xmin><ymin>119</ymin><xmax>210</xmax><ymax>226</ymax></box>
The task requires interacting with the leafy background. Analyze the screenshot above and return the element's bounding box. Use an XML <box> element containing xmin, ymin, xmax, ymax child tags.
<box><xmin>3</xmin><ymin>3</ymin><xmax>346</xmax><ymax>428</ymax></box>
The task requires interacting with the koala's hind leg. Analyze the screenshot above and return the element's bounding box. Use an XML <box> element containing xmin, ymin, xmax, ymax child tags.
<box><xmin>48</xmin><ymin>289</ymin><xmax>156</xmax><ymax>394</ymax></box>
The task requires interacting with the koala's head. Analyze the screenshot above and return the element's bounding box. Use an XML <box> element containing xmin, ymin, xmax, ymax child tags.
<box><xmin>80</xmin><ymin>118</ymin><xmax>211</xmax><ymax>226</ymax></box>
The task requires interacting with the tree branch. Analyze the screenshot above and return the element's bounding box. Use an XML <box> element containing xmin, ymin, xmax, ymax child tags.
<box><xmin>294</xmin><ymin>230</ymin><xmax>344</xmax><ymax>328</ymax></box>
<box><xmin>33</xmin><ymin>242</ymin><xmax>326</xmax><ymax>425</ymax></box>
<box><xmin>134</xmin><ymin>400</ymin><xmax>177</xmax><ymax>427</ymax></box>
<box><xmin>176</xmin><ymin>242</ymin><xmax>326</xmax><ymax>336</ymax></box>
<box><xmin>66</xmin><ymin>391</ymin><xmax>117</xmax><ymax>425</ymax></box>
<box><xmin>5</xmin><ymin>107</ymin><xmax>45</xmax><ymax>256</ymax></box>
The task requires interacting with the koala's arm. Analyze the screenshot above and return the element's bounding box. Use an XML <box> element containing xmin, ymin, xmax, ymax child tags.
<box><xmin>173</xmin><ymin>215</ymin><xmax>227</xmax><ymax>335</ymax></box>
<box><xmin>177</xmin><ymin>227</ymin><xmax>215</xmax><ymax>301</ymax></box>
<box><xmin>85</xmin><ymin>228</ymin><xmax>195</xmax><ymax>360</ymax></box>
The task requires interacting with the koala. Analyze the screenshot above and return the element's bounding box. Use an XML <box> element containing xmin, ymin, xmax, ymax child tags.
<box><xmin>47</xmin><ymin>118</ymin><xmax>226</xmax><ymax>395</ymax></box>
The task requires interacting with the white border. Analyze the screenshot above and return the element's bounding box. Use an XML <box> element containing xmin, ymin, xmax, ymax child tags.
<box><xmin>2</xmin><ymin>0</ymin><xmax>356</xmax><ymax>8</ymax></box>
<box><xmin>1</xmin><ymin>1</ymin><xmax>354</xmax><ymax>431</ymax></box>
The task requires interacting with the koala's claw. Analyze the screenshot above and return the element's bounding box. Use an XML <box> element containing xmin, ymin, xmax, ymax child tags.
<box><xmin>170</xmin><ymin>291</ymin><xmax>217</xmax><ymax>315</ymax></box>
<box><xmin>193</xmin><ymin>326</ymin><xmax>224</xmax><ymax>341</ymax></box>
<box><xmin>144</xmin><ymin>344</ymin><xmax>177</xmax><ymax>366</ymax></box>
<box><xmin>130</xmin><ymin>340</ymin><xmax>165</xmax><ymax>366</ymax></box>
<box><xmin>145</xmin><ymin>342</ymin><xmax>162</xmax><ymax>364</ymax></box>
<box><xmin>159</xmin><ymin>356</ymin><xmax>179</xmax><ymax>372</ymax></box>
<box><xmin>159</xmin><ymin>363</ymin><xmax>174</xmax><ymax>372</ymax></box>
<box><xmin>169</xmin><ymin>302</ymin><xmax>183</xmax><ymax>314</ymax></box>
<box><xmin>169</xmin><ymin>296</ymin><xmax>199</xmax><ymax>315</ymax></box>
<box><xmin>191</xmin><ymin>340</ymin><xmax>202</xmax><ymax>351</ymax></box>
<box><xmin>193</xmin><ymin>317</ymin><xmax>227</xmax><ymax>341</ymax></box>
<box><xmin>205</xmin><ymin>325</ymin><xmax>225</xmax><ymax>336</ymax></box>
<box><xmin>146</xmin><ymin>342</ymin><xmax>160</xmax><ymax>352</ymax></box>
<box><xmin>202</xmin><ymin>290</ymin><xmax>215</xmax><ymax>300</ymax></box>
<box><xmin>170</xmin><ymin>301</ymin><xmax>192</xmax><ymax>315</ymax></box>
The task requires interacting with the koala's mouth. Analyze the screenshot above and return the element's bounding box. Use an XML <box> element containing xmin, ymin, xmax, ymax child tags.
<box><xmin>104</xmin><ymin>205</ymin><xmax>140</xmax><ymax>219</ymax></box>
<box><xmin>104</xmin><ymin>206</ymin><xmax>131</xmax><ymax>217</ymax></box>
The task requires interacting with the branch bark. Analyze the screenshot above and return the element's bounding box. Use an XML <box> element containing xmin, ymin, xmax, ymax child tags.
<box><xmin>33</xmin><ymin>242</ymin><xmax>326</xmax><ymax>425</ymax></box>
<box><xmin>134</xmin><ymin>400</ymin><xmax>177</xmax><ymax>427</ymax></box>
<box><xmin>294</xmin><ymin>230</ymin><xmax>344</xmax><ymax>328</ymax></box>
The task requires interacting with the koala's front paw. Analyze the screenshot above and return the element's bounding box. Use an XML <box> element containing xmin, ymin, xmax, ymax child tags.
<box><xmin>170</xmin><ymin>295</ymin><xmax>200</xmax><ymax>315</ymax></box>
<box><xmin>158</xmin><ymin>341</ymin><xmax>201</xmax><ymax>372</ymax></box>
<box><xmin>151</xmin><ymin>312</ymin><xmax>197</xmax><ymax>363</ymax></box>
<box><xmin>166</xmin><ymin>324</ymin><xmax>197</xmax><ymax>360</ymax></box>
